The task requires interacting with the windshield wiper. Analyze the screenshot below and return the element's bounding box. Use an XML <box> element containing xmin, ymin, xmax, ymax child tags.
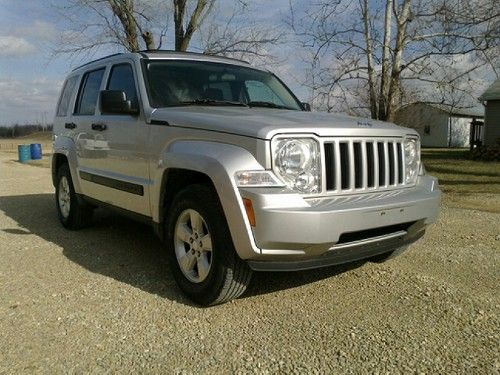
<box><xmin>247</xmin><ymin>101</ymin><xmax>296</xmax><ymax>110</ymax></box>
<box><xmin>179</xmin><ymin>99</ymin><xmax>248</xmax><ymax>107</ymax></box>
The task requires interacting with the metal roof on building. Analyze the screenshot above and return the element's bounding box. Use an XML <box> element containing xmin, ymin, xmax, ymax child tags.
<box><xmin>398</xmin><ymin>102</ymin><xmax>484</xmax><ymax>118</ymax></box>
<box><xmin>479</xmin><ymin>78</ymin><xmax>500</xmax><ymax>101</ymax></box>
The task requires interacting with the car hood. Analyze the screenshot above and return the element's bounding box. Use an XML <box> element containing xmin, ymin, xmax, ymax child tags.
<box><xmin>150</xmin><ymin>106</ymin><xmax>416</xmax><ymax>139</ymax></box>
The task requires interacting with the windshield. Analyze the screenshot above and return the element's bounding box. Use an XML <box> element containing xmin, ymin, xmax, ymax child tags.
<box><xmin>144</xmin><ymin>60</ymin><xmax>302</xmax><ymax>110</ymax></box>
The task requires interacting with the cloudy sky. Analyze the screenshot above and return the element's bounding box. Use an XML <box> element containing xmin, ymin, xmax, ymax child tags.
<box><xmin>0</xmin><ymin>0</ymin><xmax>306</xmax><ymax>125</ymax></box>
<box><xmin>0</xmin><ymin>0</ymin><xmax>495</xmax><ymax>125</ymax></box>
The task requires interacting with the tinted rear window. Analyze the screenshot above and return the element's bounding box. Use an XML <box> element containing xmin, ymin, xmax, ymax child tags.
<box><xmin>56</xmin><ymin>76</ymin><xmax>78</xmax><ymax>117</ymax></box>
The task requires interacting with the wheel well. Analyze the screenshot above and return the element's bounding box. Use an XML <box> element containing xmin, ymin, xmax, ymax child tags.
<box><xmin>52</xmin><ymin>153</ymin><xmax>68</xmax><ymax>187</ymax></box>
<box><xmin>158</xmin><ymin>169</ymin><xmax>215</xmax><ymax>238</ymax></box>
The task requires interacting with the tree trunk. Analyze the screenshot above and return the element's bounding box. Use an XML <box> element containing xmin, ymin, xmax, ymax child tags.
<box><xmin>360</xmin><ymin>0</ymin><xmax>378</xmax><ymax>119</ymax></box>
<box><xmin>386</xmin><ymin>0</ymin><xmax>411</xmax><ymax>121</ymax></box>
<box><xmin>378</xmin><ymin>0</ymin><xmax>393</xmax><ymax>120</ymax></box>
<box><xmin>174</xmin><ymin>0</ymin><xmax>212</xmax><ymax>51</ymax></box>
<box><xmin>142</xmin><ymin>31</ymin><xmax>155</xmax><ymax>50</ymax></box>
<box><xmin>174</xmin><ymin>0</ymin><xmax>187</xmax><ymax>51</ymax></box>
<box><xmin>107</xmin><ymin>0</ymin><xmax>139</xmax><ymax>51</ymax></box>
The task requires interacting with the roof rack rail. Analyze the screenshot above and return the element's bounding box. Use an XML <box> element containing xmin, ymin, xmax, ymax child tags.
<box><xmin>138</xmin><ymin>49</ymin><xmax>250</xmax><ymax>64</ymax></box>
<box><xmin>71</xmin><ymin>53</ymin><xmax>124</xmax><ymax>72</ymax></box>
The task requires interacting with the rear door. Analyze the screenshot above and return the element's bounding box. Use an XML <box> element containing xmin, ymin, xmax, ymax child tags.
<box><xmin>79</xmin><ymin>61</ymin><xmax>151</xmax><ymax>216</ymax></box>
<box><xmin>70</xmin><ymin>67</ymin><xmax>106</xmax><ymax>194</ymax></box>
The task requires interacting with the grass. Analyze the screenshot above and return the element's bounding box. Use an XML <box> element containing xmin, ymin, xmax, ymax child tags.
<box><xmin>422</xmin><ymin>148</ymin><xmax>500</xmax><ymax>213</ymax></box>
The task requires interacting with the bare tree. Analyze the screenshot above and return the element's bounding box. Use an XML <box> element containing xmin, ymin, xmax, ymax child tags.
<box><xmin>174</xmin><ymin>0</ymin><xmax>215</xmax><ymax>51</ymax></box>
<box><xmin>199</xmin><ymin>2</ymin><xmax>283</xmax><ymax>65</ymax></box>
<box><xmin>289</xmin><ymin>0</ymin><xmax>500</xmax><ymax>120</ymax></box>
<box><xmin>54</xmin><ymin>0</ymin><xmax>281</xmax><ymax>64</ymax></box>
<box><xmin>54</xmin><ymin>0</ymin><xmax>215</xmax><ymax>55</ymax></box>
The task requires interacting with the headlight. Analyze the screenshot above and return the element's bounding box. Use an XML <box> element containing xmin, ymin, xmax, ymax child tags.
<box><xmin>404</xmin><ymin>136</ymin><xmax>420</xmax><ymax>184</ymax></box>
<box><xmin>272</xmin><ymin>137</ymin><xmax>321</xmax><ymax>194</ymax></box>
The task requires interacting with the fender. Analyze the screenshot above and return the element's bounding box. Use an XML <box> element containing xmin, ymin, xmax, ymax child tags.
<box><xmin>151</xmin><ymin>140</ymin><xmax>264</xmax><ymax>259</ymax></box>
<box><xmin>52</xmin><ymin>135</ymin><xmax>83</xmax><ymax>194</ymax></box>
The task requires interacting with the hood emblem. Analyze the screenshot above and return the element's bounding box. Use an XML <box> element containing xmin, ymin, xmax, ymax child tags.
<box><xmin>357</xmin><ymin>121</ymin><xmax>373</xmax><ymax>127</ymax></box>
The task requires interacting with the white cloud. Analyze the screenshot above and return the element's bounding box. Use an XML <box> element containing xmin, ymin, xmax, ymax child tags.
<box><xmin>0</xmin><ymin>36</ymin><xmax>36</xmax><ymax>57</ymax></box>
<box><xmin>15</xmin><ymin>20</ymin><xmax>58</xmax><ymax>42</ymax></box>
<box><xmin>0</xmin><ymin>77</ymin><xmax>63</xmax><ymax>125</ymax></box>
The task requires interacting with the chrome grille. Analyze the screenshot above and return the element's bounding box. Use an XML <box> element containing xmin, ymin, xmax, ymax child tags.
<box><xmin>323</xmin><ymin>139</ymin><xmax>405</xmax><ymax>193</ymax></box>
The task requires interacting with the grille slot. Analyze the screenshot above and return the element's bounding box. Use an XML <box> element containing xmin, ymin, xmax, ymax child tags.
<box><xmin>324</xmin><ymin>143</ymin><xmax>335</xmax><ymax>190</ymax></box>
<box><xmin>366</xmin><ymin>142</ymin><xmax>375</xmax><ymax>187</ymax></box>
<box><xmin>339</xmin><ymin>142</ymin><xmax>350</xmax><ymax>190</ymax></box>
<box><xmin>388</xmin><ymin>142</ymin><xmax>395</xmax><ymax>185</ymax></box>
<box><xmin>377</xmin><ymin>142</ymin><xmax>386</xmax><ymax>186</ymax></box>
<box><xmin>353</xmin><ymin>143</ymin><xmax>363</xmax><ymax>188</ymax></box>
<box><xmin>397</xmin><ymin>143</ymin><xmax>403</xmax><ymax>184</ymax></box>
<box><xmin>324</xmin><ymin>138</ymin><xmax>405</xmax><ymax>193</ymax></box>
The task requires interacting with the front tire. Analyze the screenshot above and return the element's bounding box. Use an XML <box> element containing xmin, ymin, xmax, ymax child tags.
<box><xmin>55</xmin><ymin>163</ymin><xmax>93</xmax><ymax>229</ymax></box>
<box><xmin>166</xmin><ymin>184</ymin><xmax>252</xmax><ymax>306</ymax></box>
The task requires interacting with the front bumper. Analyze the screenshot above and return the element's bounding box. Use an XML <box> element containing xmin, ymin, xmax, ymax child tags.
<box><xmin>248</xmin><ymin>225</ymin><xmax>424</xmax><ymax>271</ymax></box>
<box><xmin>237</xmin><ymin>175</ymin><xmax>440</xmax><ymax>265</ymax></box>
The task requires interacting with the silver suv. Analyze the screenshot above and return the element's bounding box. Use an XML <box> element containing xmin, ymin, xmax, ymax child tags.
<box><xmin>52</xmin><ymin>51</ymin><xmax>440</xmax><ymax>305</ymax></box>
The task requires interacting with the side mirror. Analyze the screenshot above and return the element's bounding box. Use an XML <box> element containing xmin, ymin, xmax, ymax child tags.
<box><xmin>100</xmin><ymin>90</ymin><xmax>139</xmax><ymax>116</ymax></box>
<box><xmin>302</xmin><ymin>102</ymin><xmax>311</xmax><ymax>112</ymax></box>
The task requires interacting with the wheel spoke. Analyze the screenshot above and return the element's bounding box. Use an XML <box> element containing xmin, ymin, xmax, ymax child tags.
<box><xmin>176</xmin><ymin>223</ymin><xmax>192</xmax><ymax>243</ymax></box>
<box><xmin>200</xmin><ymin>234</ymin><xmax>212</xmax><ymax>252</ymax></box>
<box><xmin>179</xmin><ymin>251</ymin><xmax>196</xmax><ymax>272</ymax></box>
<box><xmin>197</xmin><ymin>254</ymin><xmax>210</xmax><ymax>280</ymax></box>
<box><xmin>190</xmin><ymin>210</ymin><xmax>203</xmax><ymax>233</ymax></box>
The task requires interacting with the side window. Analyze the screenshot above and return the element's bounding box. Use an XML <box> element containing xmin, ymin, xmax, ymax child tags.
<box><xmin>75</xmin><ymin>68</ymin><xmax>105</xmax><ymax>115</ymax></box>
<box><xmin>56</xmin><ymin>76</ymin><xmax>78</xmax><ymax>117</ymax></box>
<box><xmin>107</xmin><ymin>64</ymin><xmax>138</xmax><ymax>108</ymax></box>
<box><xmin>245</xmin><ymin>80</ymin><xmax>285</xmax><ymax>105</ymax></box>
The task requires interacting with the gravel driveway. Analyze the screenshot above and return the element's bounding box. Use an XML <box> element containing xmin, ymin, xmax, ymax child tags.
<box><xmin>0</xmin><ymin>152</ymin><xmax>499</xmax><ymax>374</ymax></box>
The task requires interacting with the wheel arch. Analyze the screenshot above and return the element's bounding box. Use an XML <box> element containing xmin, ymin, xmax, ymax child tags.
<box><xmin>152</xmin><ymin>140</ymin><xmax>264</xmax><ymax>259</ymax></box>
<box><xmin>51</xmin><ymin>153</ymin><xmax>69</xmax><ymax>187</ymax></box>
<box><xmin>52</xmin><ymin>136</ymin><xmax>82</xmax><ymax>193</ymax></box>
<box><xmin>155</xmin><ymin>168</ymin><xmax>216</xmax><ymax>240</ymax></box>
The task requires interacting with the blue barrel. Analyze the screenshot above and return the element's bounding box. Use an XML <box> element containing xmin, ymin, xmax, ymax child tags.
<box><xmin>30</xmin><ymin>143</ymin><xmax>42</xmax><ymax>160</ymax></box>
<box><xmin>18</xmin><ymin>144</ymin><xmax>31</xmax><ymax>163</ymax></box>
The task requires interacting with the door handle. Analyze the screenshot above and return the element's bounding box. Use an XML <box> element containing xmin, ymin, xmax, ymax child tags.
<box><xmin>65</xmin><ymin>122</ymin><xmax>77</xmax><ymax>129</ymax></box>
<box><xmin>91</xmin><ymin>123</ymin><xmax>107</xmax><ymax>131</ymax></box>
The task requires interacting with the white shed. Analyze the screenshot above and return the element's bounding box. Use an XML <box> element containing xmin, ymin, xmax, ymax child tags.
<box><xmin>394</xmin><ymin>103</ymin><xmax>484</xmax><ymax>148</ymax></box>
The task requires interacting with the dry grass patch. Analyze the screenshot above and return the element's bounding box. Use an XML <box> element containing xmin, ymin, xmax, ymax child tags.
<box><xmin>422</xmin><ymin>148</ymin><xmax>500</xmax><ymax>212</ymax></box>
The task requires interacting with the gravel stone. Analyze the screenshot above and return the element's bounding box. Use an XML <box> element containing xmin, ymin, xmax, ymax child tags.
<box><xmin>0</xmin><ymin>152</ymin><xmax>499</xmax><ymax>373</ymax></box>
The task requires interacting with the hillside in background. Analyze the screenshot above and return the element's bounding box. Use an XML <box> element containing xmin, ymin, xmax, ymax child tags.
<box><xmin>16</xmin><ymin>131</ymin><xmax>53</xmax><ymax>141</ymax></box>
<box><xmin>0</xmin><ymin>125</ymin><xmax>53</xmax><ymax>139</ymax></box>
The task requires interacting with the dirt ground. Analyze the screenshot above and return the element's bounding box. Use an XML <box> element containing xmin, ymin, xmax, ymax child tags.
<box><xmin>0</xmin><ymin>147</ymin><xmax>499</xmax><ymax>374</ymax></box>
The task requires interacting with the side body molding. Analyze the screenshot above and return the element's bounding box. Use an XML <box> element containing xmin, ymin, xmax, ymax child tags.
<box><xmin>151</xmin><ymin>140</ymin><xmax>264</xmax><ymax>259</ymax></box>
<box><xmin>52</xmin><ymin>136</ymin><xmax>83</xmax><ymax>194</ymax></box>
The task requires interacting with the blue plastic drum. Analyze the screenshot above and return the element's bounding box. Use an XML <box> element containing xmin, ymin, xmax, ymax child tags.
<box><xmin>18</xmin><ymin>144</ymin><xmax>31</xmax><ymax>163</ymax></box>
<box><xmin>30</xmin><ymin>143</ymin><xmax>42</xmax><ymax>160</ymax></box>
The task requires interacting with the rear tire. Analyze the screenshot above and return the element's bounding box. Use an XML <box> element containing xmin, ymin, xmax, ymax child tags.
<box><xmin>55</xmin><ymin>163</ymin><xmax>93</xmax><ymax>230</ymax></box>
<box><xmin>166</xmin><ymin>184</ymin><xmax>252</xmax><ymax>306</ymax></box>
